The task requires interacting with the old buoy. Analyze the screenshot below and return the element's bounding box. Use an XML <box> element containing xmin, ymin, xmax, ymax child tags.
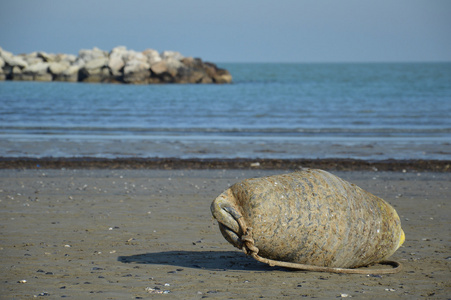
<box><xmin>211</xmin><ymin>169</ymin><xmax>405</xmax><ymax>274</ymax></box>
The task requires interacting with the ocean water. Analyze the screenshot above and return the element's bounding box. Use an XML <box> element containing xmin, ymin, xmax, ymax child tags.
<box><xmin>1</xmin><ymin>63</ymin><xmax>450</xmax><ymax>160</ymax></box>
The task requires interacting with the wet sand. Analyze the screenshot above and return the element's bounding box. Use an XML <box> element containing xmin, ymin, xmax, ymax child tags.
<box><xmin>0</xmin><ymin>163</ymin><xmax>449</xmax><ymax>299</ymax></box>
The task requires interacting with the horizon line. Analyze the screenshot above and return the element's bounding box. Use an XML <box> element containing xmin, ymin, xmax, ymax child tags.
<box><xmin>214</xmin><ymin>60</ymin><xmax>451</xmax><ymax>64</ymax></box>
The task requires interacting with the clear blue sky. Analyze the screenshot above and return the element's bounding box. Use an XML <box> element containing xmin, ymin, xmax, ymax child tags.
<box><xmin>1</xmin><ymin>0</ymin><xmax>450</xmax><ymax>63</ymax></box>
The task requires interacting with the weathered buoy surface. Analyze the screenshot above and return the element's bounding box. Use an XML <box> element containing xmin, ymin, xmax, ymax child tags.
<box><xmin>211</xmin><ymin>169</ymin><xmax>405</xmax><ymax>272</ymax></box>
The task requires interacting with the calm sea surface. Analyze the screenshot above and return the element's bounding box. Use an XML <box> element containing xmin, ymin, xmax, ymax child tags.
<box><xmin>1</xmin><ymin>63</ymin><xmax>450</xmax><ymax>160</ymax></box>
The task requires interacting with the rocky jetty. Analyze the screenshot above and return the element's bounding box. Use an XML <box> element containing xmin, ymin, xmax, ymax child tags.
<box><xmin>0</xmin><ymin>46</ymin><xmax>232</xmax><ymax>84</ymax></box>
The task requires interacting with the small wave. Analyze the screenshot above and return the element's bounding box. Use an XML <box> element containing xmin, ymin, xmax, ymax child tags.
<box><xmin>1</xmin><ymin>125</ymin><xmax>450</xmax><ymax>140</ymax></box>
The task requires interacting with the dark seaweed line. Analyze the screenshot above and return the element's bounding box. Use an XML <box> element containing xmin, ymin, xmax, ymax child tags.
<box><xmin>0</xmin><ymin>157</ymin><xmax>449</xmax><ymax>172</ymax></box>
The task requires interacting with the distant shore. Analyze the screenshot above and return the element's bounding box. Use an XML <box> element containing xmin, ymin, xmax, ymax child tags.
<box><xmin>1</xmin><ymin>157</ymin><xmax>449</xmax><ymax>172</ymax></box>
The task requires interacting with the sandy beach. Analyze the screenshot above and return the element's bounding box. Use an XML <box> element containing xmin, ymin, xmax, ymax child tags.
<box><xmin>1</xmin><ymin>162</ymin><xmax>449</xmax><ymax>299</ymax></box>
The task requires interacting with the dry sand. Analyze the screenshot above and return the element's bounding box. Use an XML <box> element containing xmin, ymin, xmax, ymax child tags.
<box><xmin>0</xmin><ymin>167</ymin><xmax>449</xmax><ymax>299</ymax></box>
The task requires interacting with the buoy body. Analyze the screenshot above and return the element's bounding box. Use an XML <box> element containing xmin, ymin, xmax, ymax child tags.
<box><xmin>211</xmin><ymin>169</ymin><xmax>404</xmax><ymax>269</ymax></box>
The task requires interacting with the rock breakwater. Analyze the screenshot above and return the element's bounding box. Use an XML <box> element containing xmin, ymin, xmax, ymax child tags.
<box><xmin>0</xmin><ymin>46</ymin><xmax>232</xmax><ymax>84</ymax></box>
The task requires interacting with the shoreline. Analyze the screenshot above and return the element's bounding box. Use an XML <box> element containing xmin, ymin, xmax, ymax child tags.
<box><xmin>0</xmin><ymin>157</ymin><xmax>450</xmax><ymax>172</ymax></box>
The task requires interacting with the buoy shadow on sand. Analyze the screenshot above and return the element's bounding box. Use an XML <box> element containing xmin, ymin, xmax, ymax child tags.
<box><xmin>117</xmin><ymin>250</ymin><xmax>288</xmax><ymax>272</ymax></box>
<box><xmin>118</xmin><ymin>250</ymin><xmax>400</xmax><ymax>274</ymax></box>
